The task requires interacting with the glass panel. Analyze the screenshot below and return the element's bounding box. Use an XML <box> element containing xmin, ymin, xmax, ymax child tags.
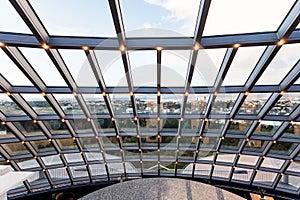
<box><xmin>199</xmin><ymin>137</ymin><xmax>219</xmax><ymax>150</ymax></box>
<box><xmin>70</xmin><ymin>166</ymin><xmax>88</xmax><ymax>178</ymax></box>
<box><xmin>107</xmin><ymin>163</ymin><xmax>124</xmax><ymax>175</ymax></box>
<box><xmin>178</xmin><ymin>150</ymin><xmax>194</xmax><ymax>160</ymax></box>
<box><xmin>252</xmin><ymin>121</ymin><xmax>282</xmax><ymax>137</ymax></box>
<box><xmin>86</xmin><ymin>152</ymin><xmax>103</xmax><ymax>162</ymax></box>
<box><xmin>220</xmin><ymin>138</ymin><xmax>242</xmax><ymax>151</ymax></box>
<box><xmin>122</xmin><ymin>135</ymin><xmax>138</xmax><ymax>148</ymax></box>
<box><xmin>30</xmin><ymin>0</ymin><xmax>115</xmax><ymax>37</ymax></box>
<box><xmin>95</xmin><ymin>50</ymin><xmax>127</xmax><ymax>87</ymax></box>
<box><xmin>197</xmin><ymin>151</ymin><xmax>215</xmax><ymax>162</ymax></box>
<box><xmin>232</xmin><ymin>167</ymin><xmax>253</xmax><ymax>182</ymax></box>
<box><xmin>286</xmin><ymin>162</ymin><xmax>300</xmax><ymax>173</ymax></box>
<box><xmin>161</xmin><ymin>94</ymin><xmax>183</xmax><ymax>115</ymax></box>
<box><xmin>106</xmin><ymin>151</ymin><xmax>122</xmax><ymax>162</ymax></box>
<box><xmin>56</xmin><ymin>138</ymin><xmax>77</xmax><ymax>151</ymax></box>
<box><xmin>216</xmin><ymin>154</ymin><xmax>236</xmax><ymax>164</ymax></box>
<box><xmin>227</xmin><ymin>120</ymin><xmax>252</xmax><ymax>135</ymax></box>
<box><xmin>161</xmin><ymin>119</ymin><xmax>178</xmax><ymax>133</ymax></box>
<box><xmin>182</xmin><ymin>119</ymin><xmax>202</xmax><ymax>134</ymax></box>
<box><xmin>54</xmin><ymin>94</ymin><xmax>84</xmax><ymax>115</ymax></box>
<box><xmin>210</xmin><ymin>93</ymin><xmax>238</xmax><ymax>115</ymax></box>
<box><xmin>14</xmin><ymin>121</ymin><xmax>44</xmax><ymax>137</ymax></box>
<box><xmin>193</xmin><ymin>163</ymin><xmax>211</xmax><ymax>176</ymax></box>
<box><xmin>19</xmin><ymin>47</ymin><xmax>67</xmax><ymax>86</ymax></box>
<box><xmin>117</xmin><ymin>119</ymin><xmax>136</xmax><ymax>134</ymax></box>
<box><xmin>43</xmin><ymin>120</ymin><xmax>70</xmax><ymax>135</ymax></box>
<box><xmin>48</xmin><ymin>167</ymin><xmax>69</xmax><ymax>182</ymax></box>
<box><xmin>204</xmin><ymin>119</ymin><xmax>226</xmax><ymax>135</ymax></box>
<box><xmin>30</xmin><ymin>140</ymin><xmax>56</xmax><ymax>153</ymax></box>
<box><xmin>212</xmin><ymin>165</ymin><xmax>231</xmax><ymax>179</ymax></box>
<box><xmin>65</xmin><ymin>153</ymin><xmax>84</xmax><ymax>164</ymax></box>
<box><xmin>111</xmin><ymin>94</ymin><xmax>132</xmax><ymax>115</ymax></box>
<box><xmin>256</xmin><ymin>43</ymin><xmax>300</xmax><ymax>85</ymax></box>
<box><xmin>161</xmin><ymin>50</ymin><xmax>190</xmax><ymax>87</ymax></box>
<box><xmin>120</xmin><ymin>0</ymin><xmax>201</xmax><ymax>37</ymax></box>
<box><xmin>159</xmin><ymin>161</ymin><xmax>176</xmax><ymax>174</ymax></box>
<box><xmin>191</xmin><ymin>49</ymin><xmax>226</xmax><ymax>86</ymax></box>
<box><xmin>281</xmin><ymin>122</ymin><xmax>300</xmax><ymax>139</ymax></box>
<box><xmin>268</xmin><ymin>142</ymin><xmax>297</xmax><ymax>156</ymax></box>
<box><xmin>243</xmin><ymin>140</ymin><xmax>268</xmax><ymax>153</ymax></box>
<box><xmin>0</xmin><ymin>123</ymin><xmax>15</xmax><ymax>139</ymax></box>
<box><xmin>2</xmin><ymin>142</ymin><xmax>30</xmax><ymax>156</ymax></box>
<box><xmin>238</xmin><ymin>93</ymin><xmax>272</xmax><ymax>114</ymax></box>
<box><xmin>139</xmin><ymin>118</ymin><xmax>157</xmax><ymax>134</ymax></box>
<box><xmin>203</xmin><ymin>0</ymin><xmax>295</xmax><ymax>36</ymax></box>
<box><xmin>179</xmin><ymin>136</ymin><xmax>196</xmax><ymax>149</ymax></box>
<box><xmin>237</xmin><ymin>154</ymin><xmax>259</xmax><ymax>166</ymax></box>
<box><xmin>142</xmin><ymin>150</ymin><xmax>158</xmax><ymax>160</ymax></box>
<box><xmin>185</xmin><ymin>94</ymin><xmax>208</xmax><ymax>115</ymax></box>
<box><xmin>160</xmin><ymin>150</ymin><xmax>175</xmax><ymax>161</ymax></box>
<box><xmin>41</xmin><ymin>155</ymin><xmax>63</xmax><ymax>167</ymax></box>
<box><xmin>21</xmin><ymin>94</ymin><xmax>56</xmax><ymax>115</ymax></box>
<box><xmin>95</xmin><ymin>118</ymin><xmax>115</xmax><ymax>134</ymax></box>
<box><xmin>89</xmin><ymin>164</ymin><xmax>107</xmax><ymax>176</ymax></box>
<box><xmin>223</xmin><ymin>46</ymin><xmax>266</xmax><ymax>86</ymax></box>
<box><xmin>0</xmin><ymin>94</ymin><xmax>27</xmax><ymax>116</ymax></box>
<box><xmin>129</xmin><ymin>51</ymin><xmax>156</xmax><ymax>87</ymax></box>
<box><xmin>101</xmin><ymin>136</ymin><xmax>119</xmax><ymax>149</ymax></box>
<box><xmin>268</xmin><ymin>93</ymin><xmax>300</xmax><ymax>116</ymax></box>
<box><xmin>160</xmin><ymin>136</ymin><xmax>176</xmax><ymax>148</ymax></box>
<box><xmin>69</xmin><ymin>119</ymin><xmax>94</xmax><ymax>135</ymax></box>
<box><xmin>135</xmin><ymin>94</ymin><xmax>157</xmax><ymax>114</ymax></box>
<box><xmin>79</xmin><ymin>137</ymin><xmax>99</xmax><ymax>149</ymax></box>
<box><xmin>0</xmin><ymin>0</ymin><xmax>31</xmax><ymax>33</ymax></box>
<box><xmin>0</xmin><ymin>50</ymin><xmax>32</xmax><ymax>86</ymax></box>
<box><xmin>82</xmin><ymin>94</ymin><xmax>109</xmax><ymax>115</ymax></box>
<box><xmin>253</xmin><ymin>170</ymin><xmax>276</xmax><ymax>186</ymax></box>
<box><xmin>277</xmin><ymin>174</ymin><xmax>300</xmax><ymax>192</ymax></box>
<box><xmin>261</xmin><ymin>157</ymin><xmax>284</xmax><ymax>169</ymax></box>
<box><xmin>124</xmin><ymin>150</ymin><xmax>139</xmax><ymax>161</ymax></box>
<box><xmin>16</xmin><ymin>158</ymin><xmax>39</xmax><ymax>170</ymax></box>
<box><xmin>59</xmin><ymin>49</ymin><xmax>97</xmax><ymax>87</ymax></box>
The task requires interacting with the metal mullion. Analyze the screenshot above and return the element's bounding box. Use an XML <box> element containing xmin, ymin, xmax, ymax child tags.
<box><xmin>276</xmin><ymin>1</ymin><xmax>300</xmax><ymax>39</ymax></box>
<box><xmin>289</xmin><ymin>105</ymin><xmax>300</xmax><ymax>120</ymax></box>
<box><xmin>257</xmin><ymin>93</ymin><xmax>281</xmax><ymax>119</ymax></box>
<box><xmin>279</xmin><ymin>60</ymin><xmax>300</xmax><ymax>90</ymax></box>
<box><xmin>157</xmin><ymin>49</ymin><xmax>162</xmax><ymax>176</ymax></box>
<box><xmin>194</xmin><ymin>0</ymin><xmax>212</xmax><ymax>43</ymax></box>
<box><xmin>229</xmin><ymin>93</ymin><xmax>247</xmax><ymax>118</ymax></box>
<box><xmin>10</xmin><ymin>94</ymin><xmax>38</xmax><ymax>119</ymax></box>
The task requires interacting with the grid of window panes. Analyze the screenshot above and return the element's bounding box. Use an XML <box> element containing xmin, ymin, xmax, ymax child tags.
<box><xmin>0</xmin><ymin>0</ymin><xmax>299</xmax><ymax>199</ymax></box>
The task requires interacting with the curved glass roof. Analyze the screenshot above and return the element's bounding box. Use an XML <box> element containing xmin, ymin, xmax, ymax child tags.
<box><xmin>0</xmin><ymin>0</ymin><xmax>299</xmax><ymax>199</ymax></box>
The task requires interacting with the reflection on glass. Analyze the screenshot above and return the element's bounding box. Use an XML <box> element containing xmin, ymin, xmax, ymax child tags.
<box><xmin>193</xmin><ymin>163</ymin><xmax>211</xmax><ymax>176</ymax></box>
<box><xmin>159</xmin><ymin>162</ymin><xmax>176</xmax><ymax>174</ymax></box>
<box><xmin>54</xmin><ymin>94</ymin><xmax>84</xmax><ymax>115</ymax></box>
<box><xmin>238</xmin><ymin>93</ymin><xmax>271</xmax><ymax>114</ymax></box>
<box><xmin>44</xmin><ymin>120</ymin><xmax>70</xmax><ymax>135</ymax></box>
<box><xmin>142</xmin><ymin>150</ymin><xmax>158</xmax><ymax>160</ymax></box>
<box><xmin>227</xmin><ymin>120</ymin><xmax>252</xmax><ymax>135</ymax></box>
<box><xmin>2</xmin><ymin>142</ymin><xmax>30</xmax><ymax>156</ymax></box>
<box><xmin>79</xmin><ymin>137</ymin><xmax>99</xmax><ymax>149</ymax></box>
<box><xmin>48</xmin><ymin>167</ymin><xmax>69</xmax><ymax>182</ymax></box>
<box><xmin>253</xmin><ymin>170</ymin><xmax>276</xmax><ymax>186</ymax></box>
<box><xmin>69</xmin><ymin>119</ymin><xmax>94</xmax><ymax>135</ymax></box>
<box><xmin>82</xmin><ymin>94</ymin><xmax>109</xmax><ymax>115</ymax></box>
<box><xmin>95</xmin><ymin>118</ymin><xmax>115</xmax><ymax>134</ymax></box>
<box><xmin>41</xmin><ymin>155</ymin><xmax>63</xmax><ymax>167</ymax></box>
<box><xmin>16</xmin><ymin>158</ymin><xmax>40</xmax><ymax>170</ymax></box>
<box><xmin>257</xmin><ymin>43</ymin><xmax>300</xmax><ymax>85</ymax></box>
<box><xmin>107</xmin><ymin>162</ymin><xmax>125</xmax><ymax>174</ymax></box>
<box><xmin>243</xmin><ymin>140</ymin><xmax>268</xmax><ymax>153</ymax></box>
<box><xmin>178</xmin><ymin>150</ymin><xmax>194</xmax><ymax>160</ymax></box>
<box><xmin>261</xmin><ymin>157</ymin><xmax>284</xmax><ymax>169</ymax></box>
<box><xmin>220</xmin><ymin>138</ymin><xmax>242</xmax><ymax>151</ymax></box>
<box><xmin>141</xmin><ymin>136</ymin><xmax>158</xmax><ymax>148</ymax></box>
<box><xmin>70</xmin><ymin>165</ymin><xmax>88</xmax><ymax>178</ymax></box>
<box><xmin>205</xmin><ymin>119</ymin><xmax>226</xmax><ymax>135</ymax></box>
<box><xmin>232</xmin><ymin>167</ymin><xmax>252</xmax><ymax>182</ymax></box>
<box><xmin>182</xmin><ymin>119</ymin><xmax>202</xmax><ymax>134</ymax></box>
<box><xmin>0</xmin><ymin>94</ymin><xmax>26</xmax><ymax>116</ymax></box>
<box><xmin>161</xmin><ymin>119</ymin><xmax>178</xmax><ymax>133</ymax></box>
<box><xmin>179</xmin><ymin>136</ymin><xmax>196</xmax><ymax>149</ymax></box>
<box><xmin>56</xmin><ymin>138</ymin><xmax>77</xmax><ymax>151</ymax></box>
<box><xmin>197</xmin><ymin>151</ymin><xmax>215</xmax><ymax>162</ymax></box>
<box><xmin>268</xmin><ymin>93</ymin><xmax>300</xmax><ymax>116</ymax></box>
<box><xmin>252</xmin><ymin>120</ymin><xmax>282</xmax><ymax>137</ymax></box>
<box><xmin>117</xmin><ymin>119</ymin><xmax>136</xmax><ymax>134</ymax></box>
<box><xmin>199</xmin><ymin>137</ymin><xmax>219</xmax><ymax>150</ymax></box>
<box><xmin>211</xmin><ymin>93</ymin><xmax>238</xmax><ymax>115</ymax></box>
<box><xmin>160</xmin><ymin>150</ymin><xmax>175</xmax><ymax>161</ymax></box>
<box><xmin>20</xmin><ymin>47</ymin><xmax>67</xmax><ymax>86</ymax></box>
<box><xmin>223</xmin><ymin>46</ymin><xmax>266</xmax><ymax>86</ymax></box>
<box><xmin>122</xmin><ymin>136</ymin><xmax>138</xmax><ymax>147</ymax></box>
<box><xmin>185</xmin><ymin>94</ymin><xmax>208</xmax><ymax>114</ymax></box>
<box><xmin>268</xmin><ymin>142</ymin><xmax>297</xmax><ymax>156</ymax></box>
<box><xmin>14</xmin><ymin>121</ymin><xmax>44</xmax><ymax>137</ymax></box>
<box><xmin>161</xmin><ymin>94</ymin><xmax>183</xmax><ymax>115</ymax></box>
<box><xmin>31</xmin><ymin>140</ymin><xmax>56</xmax><ymax>153</ymax></box>
<box><xmin>101</xmin><ymin>136</ymin><xmax>119</xmax><ymax>149</ymax></box>
<box><xmin>105</xmin><ymin>150</ymin><xmax>122</xmax><ymax>162</ymax></box>
<box><xmin>277</xmin><ymin>174</ymin><xmax>300</xmax><ymax>192</ymax></box>
<box><xmin>0</xmin><ymin>123</ymin><xmax>15</xmax><ymax>139</ymax></box>
<box><xmin>160</xmin><ymin>136</ymin><xmax>176</xmax><ymax>148</ymax></box>
<box><xmin>129</xmin><ymin>51</ymin><xmax>156</xmax><ymax>87</ymax></box>
<box><xmin>65</xmin><ymin>153</ymin><xmax>84</xmax><ymax>164</ymax></box>
<box><xmin>161</xmin><ymin>51</ymin><xmax>190</xmax><ymax>87</ymax></box>
<box><xmin>111</xmin><ymin>94</ymin><xmax>132</xmax><ymax>115</ymax></box>
<box><xmin>89</xmin><ymin>164</ymin><xmax>106</xmax><ymax>176</ymax></box>
<box><xmin>139</xmin><ymin>118</ymin><xmax>157</xmax><ymax>134</ymax></box>
<box><xmin>216</xmin><ymin>154</ymin><xmax>236</xmax><ymax>163</ymax></box>
<box><xmin>135</xmin><ymin>94</ymin><xmax>157</xmax><ymax>114</ymax></box>
<box><xmin>124</xmin><ymin>150</ymin><xmax>139</xmax><ymax>161</ymax></box>
<box><xmin>237</xmin><ymin>154</ymin><xmax>259</xmax><ymax>166</ymax></box>
<box><xmin>86</xmin><ymin>152</ymin><xmax>103</xmax><ymax>162</ymax></box>
<box><xmin>21</xmin><ymin>94</ymin><xmax>56</xmax><ymax>115</ymax></box>
<box><xmin>281</xmin><ymin>122</ymin><xmax>300</xmax><ymax>139</ymax></box>
<box><xmin>212</xmin><ymin>165</ymin><xmax>231</xmax><ymax>178</ymax></box>
<box><xmin>191</xmin><ymin>49</ymin><xmax>226</xmax><ymax>86</ymax></box>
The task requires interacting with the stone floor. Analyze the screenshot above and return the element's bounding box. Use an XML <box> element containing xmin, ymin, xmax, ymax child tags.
<box><xmin>79</xmin><ymin>178</ymin><xmax>245</xmax><ymax>200</ymax></box>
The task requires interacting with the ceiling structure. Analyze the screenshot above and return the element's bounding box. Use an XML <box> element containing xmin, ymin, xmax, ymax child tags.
<box><xmin>0</xmin><ymin>0</ymin><xmax>300</xmax><ymax>199</ymax></box>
